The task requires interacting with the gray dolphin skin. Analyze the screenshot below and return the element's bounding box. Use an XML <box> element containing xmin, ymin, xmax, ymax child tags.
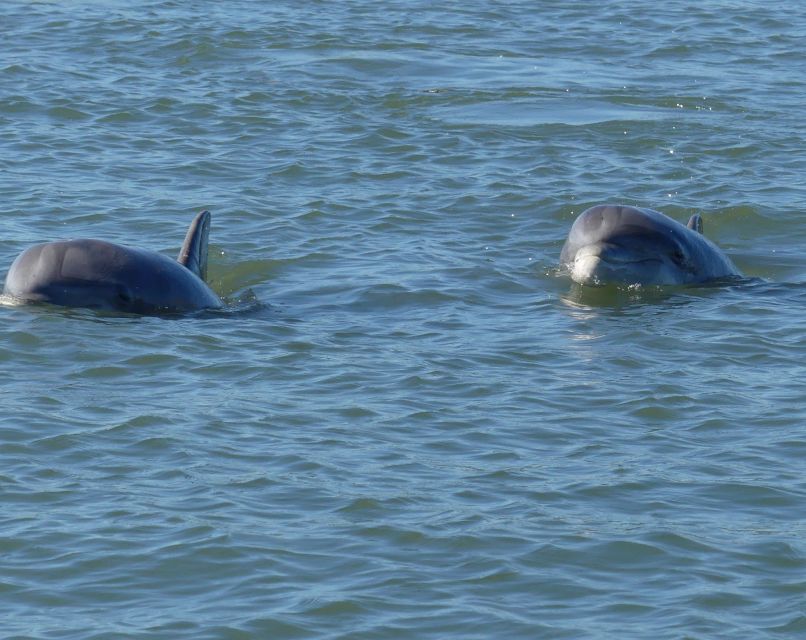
<box><xmin>560</xmin><ymin>204</ymin><xmax>740</xmax><ymax>286</ymax></box>
<box><xmin>3</xmin><ymin>210</ymin><xmax>223</xmax><ymax>313</ymax></box>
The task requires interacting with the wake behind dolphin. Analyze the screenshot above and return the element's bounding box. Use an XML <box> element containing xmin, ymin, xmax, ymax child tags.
<box><xmin>3</xmin><ymin>210</ymin><xmax>223</xmax><ymax>314</ymax></box>
<box><xmin>560</xmin><ymin>204</ymin><xmax>740</xmax><ymax>286</ymax></box>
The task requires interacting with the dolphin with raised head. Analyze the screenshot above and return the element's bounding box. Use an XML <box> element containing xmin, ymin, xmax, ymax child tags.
<box><xmin>3</xmin><ymin>210</ymin><xmax>223</xmax><ymax>314</ymax></box>
<box><xmin>560</xmin><ymin>204</ymin><xmax>740</xmax><ymax>286</ymax></box>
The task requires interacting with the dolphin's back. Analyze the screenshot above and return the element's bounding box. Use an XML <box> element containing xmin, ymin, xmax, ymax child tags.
<box><xmin>3</xmin><ymin>212</ymin><xmax>223</xmax><ymax>314</ymax></box>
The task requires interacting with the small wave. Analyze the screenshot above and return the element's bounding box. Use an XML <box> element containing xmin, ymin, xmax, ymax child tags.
<box><xmin>349</xmin><ymin>283</ymin><xmax>461</xmax><ymax>312</ymax></box>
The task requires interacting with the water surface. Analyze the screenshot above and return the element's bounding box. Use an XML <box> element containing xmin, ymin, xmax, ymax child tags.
<box><xmin>1</xmin><ymin>1</ymin><xmax>805</xmax><ymax>638</ymax></box>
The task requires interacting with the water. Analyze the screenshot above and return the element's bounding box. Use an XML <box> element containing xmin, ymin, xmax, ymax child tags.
<box><xmin>1</xmin><ymin>1</ymin><xmax>805</xmax><ymax>638</ymax></box>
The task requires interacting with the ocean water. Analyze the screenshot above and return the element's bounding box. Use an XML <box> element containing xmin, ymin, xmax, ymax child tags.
<box><xmin>1</xmin><ymin>1</ymin><xmax>805</xmax><ymax>638</ymax></box>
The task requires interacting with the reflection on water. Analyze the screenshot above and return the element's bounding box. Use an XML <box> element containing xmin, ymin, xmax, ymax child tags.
<box><xmin>560</xmin><ymin>281</ymin><xmax>680</xmax><ymax>310</ymax></box>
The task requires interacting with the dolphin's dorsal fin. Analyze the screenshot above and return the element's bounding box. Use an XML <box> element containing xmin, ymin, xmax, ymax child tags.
<box><xmin>687</xmin><ymin>214</ymin><xmax>703</xmax><ymax>234</ymax></box>
<box><xmin>177</xmin><ymin>210</ymin><xmax>211</xmax><ymax>281</ymax></box>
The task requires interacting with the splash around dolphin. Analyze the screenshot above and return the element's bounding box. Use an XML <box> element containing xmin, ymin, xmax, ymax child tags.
<box><xmin>560</xmin><ymin>204</ymin><xmax>740</xmax><ymax>286</ymax></box>
<box><xmin>3</xmin><ymin>210</ymin><xmax>223</xmax><ymax>314</ymax></box>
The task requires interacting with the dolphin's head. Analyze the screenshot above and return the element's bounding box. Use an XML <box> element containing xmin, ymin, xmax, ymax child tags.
<box><xmin>560</xmin><ymin>205</ymin><xmax>702</xmax><ymax>286</ymax></box>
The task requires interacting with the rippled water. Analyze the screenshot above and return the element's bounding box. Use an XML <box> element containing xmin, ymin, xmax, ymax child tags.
<box><xmin>2</xmin><ymin>1</ymin><xmax>805</xmax><ymax>638</ymax></box>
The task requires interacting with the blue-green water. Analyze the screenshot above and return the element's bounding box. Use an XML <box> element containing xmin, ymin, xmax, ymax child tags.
<box><xmin>2</xmin><ymin>2</ymin><xmax>805</xmax><ymax>638</ymax></box>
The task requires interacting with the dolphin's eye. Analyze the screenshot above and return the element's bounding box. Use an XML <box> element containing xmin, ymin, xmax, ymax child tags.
<box><xmin>671</xmin><ymin>249</ymin><xmax>686</xmax><ymax>266</ymax></box>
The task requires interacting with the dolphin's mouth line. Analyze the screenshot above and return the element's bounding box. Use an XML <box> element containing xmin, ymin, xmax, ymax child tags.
<box><xmin>569</xmin><ymin>251</ymin><xmax>665</xmax><ymax>286</ymax></box>
<box><xmin>575</xmin><ymin>251</ymin><xmax>662</xmax><ymax>267</ymax></box>
<box><xmin>597</xmin><ymin>257</ymin><xmax>660</xmax><ymax>266</ymax></box>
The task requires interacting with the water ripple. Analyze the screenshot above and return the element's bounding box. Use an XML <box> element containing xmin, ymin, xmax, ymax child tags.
<box><xmin>2</xmin><ymin>1</ymin><xmax>806</xmax><ymax>639</ymax></box>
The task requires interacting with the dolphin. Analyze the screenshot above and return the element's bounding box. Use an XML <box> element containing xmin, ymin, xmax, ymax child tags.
<box><xmin>560</xmin><ymin>204</ymin><xmax>740</xmax><ymax>286</ymax></box>
<box><xmin>3</xmin><ymin>210</ymin><xmax>223</xmax><ymax>314</ymax></box>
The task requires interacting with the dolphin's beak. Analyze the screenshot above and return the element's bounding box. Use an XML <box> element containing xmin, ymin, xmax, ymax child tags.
<box><xmin>570</xmin><ymin>245</ymin><xmax>607</xmax><ymax>285</ymax></box>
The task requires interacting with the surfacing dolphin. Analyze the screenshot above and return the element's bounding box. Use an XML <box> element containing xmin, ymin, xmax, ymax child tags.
<box><xmin>560</xmin><ymin>204</ymin><xmax>740</xmax><ymax>286</ymax></box>
<box><xmin>3</xmin><ymin>210</ymin><xmax>223</xmax><ymax>314</ymax></box>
